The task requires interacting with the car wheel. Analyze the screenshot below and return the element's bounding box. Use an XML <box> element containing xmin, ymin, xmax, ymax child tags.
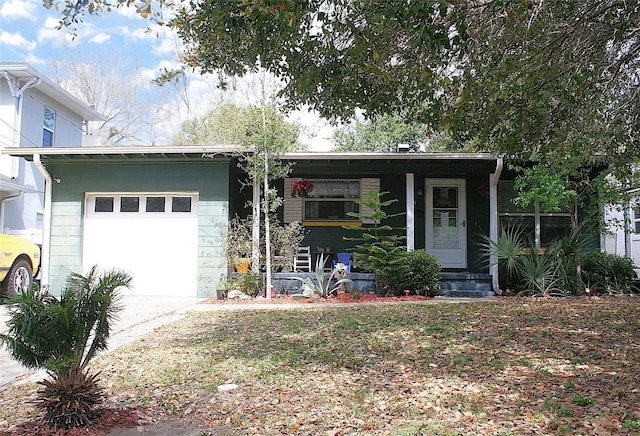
<box><xmin>5</xmin><ymin>259</ymin><xmax>33</xmax><ymax>297</ymax></box>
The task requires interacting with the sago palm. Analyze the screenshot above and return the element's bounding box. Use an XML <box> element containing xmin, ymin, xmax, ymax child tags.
<box><xmin>0</xmin><ymin>266</ymin><xmax>132</xmax><ymax>429</ymax></box>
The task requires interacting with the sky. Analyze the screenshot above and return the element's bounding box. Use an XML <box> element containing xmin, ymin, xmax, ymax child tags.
<box><xmin>0</xmin><ymin>0</ymin><xmax>336</xmax><ymax>150</ymax></box>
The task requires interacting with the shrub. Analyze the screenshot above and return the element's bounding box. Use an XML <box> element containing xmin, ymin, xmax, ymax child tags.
<box><xmin>581</xmin><ymin>251</ymin><xmax>636</xmax><ymax>294</ymax></box>
<box><xmin>234</xmin><ymin>271</ymin><xmax>266</xmax><ymax>297</ymax></box>
<box><xmin>380</xmin><ymin>250</ymin><xmax>441</xmax><ymax>297</ymax></box>
<box><xmin>343</xmin><ymin>191</ymin><xmax>406</xmax><ymax>274</ymax></box>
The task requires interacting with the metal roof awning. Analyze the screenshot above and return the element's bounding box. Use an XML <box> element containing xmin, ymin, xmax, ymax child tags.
<box><xmin>2</xmin><ymin>146</ymin><xmax>238</xmax><ymax>161</ymax></box>
<box><xmin>3</xmin><ymin>146</ymin><xmax>498</xmax><ymax>164</ymax></box>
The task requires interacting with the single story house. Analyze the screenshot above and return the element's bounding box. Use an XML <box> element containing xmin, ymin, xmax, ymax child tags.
<box><xmin>4</xmin><ymin>146</ymin><xmax>583</xmax><ymax>297</ymax></box>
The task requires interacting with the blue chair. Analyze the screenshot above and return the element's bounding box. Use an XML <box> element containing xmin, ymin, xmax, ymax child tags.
<box><xmin>332</xmin><ymin>252</ymin><xmax>352</xmax><ymax>273</ymax></box>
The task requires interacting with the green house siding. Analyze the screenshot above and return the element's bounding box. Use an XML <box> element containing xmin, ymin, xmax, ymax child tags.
<box><xmin>45</xmin><ymin>160</ymin><xmax>229</xmax><ymax>297</ymax></box>
<box><xmin>48</xmin><ymin>201</ymin><xmax>84</xmax><ymax>292</ymax></box>
<box><xmin>277</xmin><ymin>158</ymin><xmax>497</xmax><ymax>274</ymax></box>
<box><xmin>197</xmin><ymin>200</ymin><xmax>229</xmax><ymax>297</ymax></box>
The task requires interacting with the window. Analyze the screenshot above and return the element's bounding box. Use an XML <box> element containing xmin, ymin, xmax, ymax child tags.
<box><xmin>172</xmin><ymin>197</ymin><xmax>192</xmax><ymax>212</ymax></box>
<box><xmin>302</xmin><ymin>180</ymin><xmax>360</xmax><ymax>221</ymax></box>
<box><xmin>89</xmin><ymin>194</ymin><xmax>196</xmax><ymax>215</ymax></box>
<box><xmin>498</xmin><ymin>181</ymin><xmax>573</xmax><ymax>249</ymax></box>
<box><xmin>43</xmin><ymin>107</ymin><xmax>55</xmax><ymax>147</ymax></box>
<box><xmin>120</xmin><ymin>197</ymin><xmax>140</xmax><ymax>212</ymax></box>
<box><xmin>146</xmin><ymin>197</ymin><xmax>165</xmax><ymax>212</ymax></box>
<box><xmin>634</xmin><ymin>209</ymin><xmax>640</xmax><ymax>233</ymax></box>
<box><xmin>95</xmin><ymin>197</ymin><xmax>114</xmax><ymax>212</ymax></box>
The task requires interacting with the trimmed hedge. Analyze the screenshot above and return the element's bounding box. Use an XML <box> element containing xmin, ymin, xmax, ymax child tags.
<box><xmin>379</xmin><ymin>249</ymin><xmax>441</xmax><ymax>297</ymax></box>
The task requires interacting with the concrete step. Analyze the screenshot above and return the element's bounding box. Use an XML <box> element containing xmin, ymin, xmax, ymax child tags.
<box><xmin>436</xmin><ymin>273</ymin><xmax>494</xmax><ymax>298</ymax></box>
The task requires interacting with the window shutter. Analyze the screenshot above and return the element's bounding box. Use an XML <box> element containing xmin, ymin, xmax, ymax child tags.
<box><xmin>284</xmin><ymin>178</ymin><xmax>303</xmax><ymax>223</ymax></box>
<box><xmin>360</xmin><ymin>178</ymin><xmax>380</xmax><ymax>224</ymax></box>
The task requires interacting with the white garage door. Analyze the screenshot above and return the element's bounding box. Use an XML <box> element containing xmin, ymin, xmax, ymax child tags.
<box><xmin>83</xmin><ymin>193</ymin><xmax>199</xmax><ymax>297</ymax></box>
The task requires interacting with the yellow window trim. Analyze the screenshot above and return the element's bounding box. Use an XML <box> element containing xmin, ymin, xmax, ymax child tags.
<box><xmin>302</xmin><ymin>221</ymin><xmax>362</xmax><ymax>227</ymax></box>
<box><xmin>517</xmin><ymin>249</ymin><xmax>547</xmax><ymax>255</ymax></box>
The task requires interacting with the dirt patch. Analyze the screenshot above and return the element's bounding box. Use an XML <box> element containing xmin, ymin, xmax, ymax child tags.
<box><xmin>2</xmin><ymin>407</ymin><xmax>240</xmax><ymax>436</ymax></box>
<box><xmin>3</xmin><ymin>407</ymin><xmax>138</xmax><ymax>435</ymax></box>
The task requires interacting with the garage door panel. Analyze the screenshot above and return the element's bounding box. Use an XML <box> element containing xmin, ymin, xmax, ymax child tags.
<box><xmin>83</xmin><ymin>193</ymin><xmax>198</xmax><ymax>297</ymax></box>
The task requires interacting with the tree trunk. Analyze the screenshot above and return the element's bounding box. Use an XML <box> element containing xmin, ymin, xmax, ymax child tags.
<box><xmin>263</xmin><ymin>108</ymin><xmax>273</xmax><ymax>299</ymax></box>
<box><xmin>252</xmin><ymin>175</ymin><xmax>260</xmax><ymax>273</ymax></box>
<box><xmin>570</xmin><ymin>199</ymin><xmax>584</xmax><ymax>294</ymax></box>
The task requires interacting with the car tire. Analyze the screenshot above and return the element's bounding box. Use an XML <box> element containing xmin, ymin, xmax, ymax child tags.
<box><xmin>5</xmin><ymin>259</ymin><xmax>33</xmax><ymax>298</ymax></box>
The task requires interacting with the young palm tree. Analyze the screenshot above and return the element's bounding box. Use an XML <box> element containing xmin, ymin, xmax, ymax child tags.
<box><xmin>0</xmin><ymin>266</ymin><xmax>132</xmax><ymax>429</ymax></box>
<box><xmin>477</xmin><ymin>224</ymin><xmax>527</xmax><ymax>291</ymax></box>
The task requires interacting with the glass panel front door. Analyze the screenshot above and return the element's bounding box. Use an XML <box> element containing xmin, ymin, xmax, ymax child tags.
<box><xmin>426</xmin><ymin>179</ymin><xmax>467</xmax><ymax>268</ymax></box>
<box><xmin>432</xmin><ymin>187</ymin><xmax>460</xmax><ymax>249</ymax></box>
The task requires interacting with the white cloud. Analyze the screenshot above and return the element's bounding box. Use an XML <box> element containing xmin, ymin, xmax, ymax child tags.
<box><xmin>0</xmin><ymin>0</ymin><xmax>37</xmax><ymax>21</ymax></box>
<box><xmin>37</xmin><ymin>17</ymin><xmax>76</xmax><ymax>46</ymax></box>
<box><xmin>88</xmin><ymin>33</ymin><xmax>111</xmax><ymax>44</ymax></box>
<box><xmin>120</xmin><ymin>24</ymin><xmax>156</xmax><ymax>42</ymax></box>
<box><xmin>23</xmin><ymin>52</ymin><xmax>46</xmax><ymax>67</ymax></box>
<box><xmin>0</xmin><ymin>30</ymin><xmax>36</xmax><ymax>51</ymax></box>
<box><xmin>289</xmin><ymin>108</ymin><xmax>335</xmax><ymax>152</ymax></box>
<box><xmin>152</xmin><ymin>29</ymin><xmax>183</xmax><ymax>57</ymax></box>
<box><xmin>115</xmin><ymin>4</ymin><xmax>144</xmax><ymax>20</ymax></box>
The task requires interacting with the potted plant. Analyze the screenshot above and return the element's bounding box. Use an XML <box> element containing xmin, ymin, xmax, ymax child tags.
<box><xmin>232</xmin><ymin>257</ymin><xmax>251</xmax><ymax>273</ymax></box>
<box><xmin>291</xmin><ymin>180</ymin><xmax>314</xmax><ymax>197</ymax></box>
<box><xmin>225</xmin><ymin>216</ymin><xmax>253</xmax><ymax>272</ymax></box>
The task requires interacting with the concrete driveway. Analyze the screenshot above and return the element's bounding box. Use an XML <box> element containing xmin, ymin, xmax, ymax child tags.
<box><xmin>1</xmin><ymin>295</ymin><xmax>204</xmax><ymax>388</ymax></box>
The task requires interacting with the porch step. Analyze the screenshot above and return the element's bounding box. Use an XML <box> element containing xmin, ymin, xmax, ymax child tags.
<box><xmin>436</xmin><ymin>273</ymin><xmax>494</xmax><ymax>298</ymax></box>
<box><xmin>270</xmin><ymin>272</ymin><xmax>494</xmax><ymax>298</ymax></box>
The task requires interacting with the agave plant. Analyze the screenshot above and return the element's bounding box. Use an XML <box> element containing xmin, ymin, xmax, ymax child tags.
<box><xmin>0</xmin><ymin>266</ymin><xmax>132</xmax><ymax>429</ymax></box>
<box><xmin>293</xmin><ymin>254</ymin><xmax>352</xmax><ymax>298</ymax></box>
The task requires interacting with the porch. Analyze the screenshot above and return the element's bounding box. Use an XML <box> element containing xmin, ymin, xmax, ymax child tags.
<box><xmin>269</xmin><ymin>271</ymin><xmax>494</xmax><ymax>298</ymax></box>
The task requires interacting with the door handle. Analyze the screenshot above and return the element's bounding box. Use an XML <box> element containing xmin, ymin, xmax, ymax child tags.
<box><xmin>461</xmin><ymin>220</ymin><xmax>466</xmax><ymax>228</ymax></box>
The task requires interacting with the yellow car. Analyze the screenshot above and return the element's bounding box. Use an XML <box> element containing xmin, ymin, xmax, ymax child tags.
<box><xmin>0</xmin><ymin>234</ymin><xmax>40</xmax><ymax>298</ymax></box>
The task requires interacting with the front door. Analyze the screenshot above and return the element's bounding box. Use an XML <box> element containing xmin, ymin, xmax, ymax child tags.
<box><xmin>426</xmin><ymin>179</ymin><xmax>467</xmax><ymax>268</ymax></box>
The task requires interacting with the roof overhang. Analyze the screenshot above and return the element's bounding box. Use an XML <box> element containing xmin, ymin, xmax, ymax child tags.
<box><xmin>0</xmin><ymin>62</ymin><xmax>105</xmax><ymax>121</ymax></box>
<box><xmin>3</xmin><ymin>146</ymin><xmax>498</xmax><ymax>164</ymax></box>
<box><xmin>2</xmin><ymin>146</ymin><xmax>238</xmax><ymax>162</ymax></box>
<box><xmin>281</xmin><ymin>151</ymin><xmax>497</xmax><ymax>164</ymax></box>
<box><xmin>0</xmin><ymin>175</ymin><xmax>39</xmax><ymax>197</ymax></box>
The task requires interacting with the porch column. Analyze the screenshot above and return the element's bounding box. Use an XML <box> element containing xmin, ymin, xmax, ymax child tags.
<box><xmin>406</xmin><ymin>173</ymin><xmax>415</xmax><ymax>251</ymax></box>
<box><xmin>490</xmin><ymin>158</ymin><xmax>504</xmax><ymax>294</ymax></box>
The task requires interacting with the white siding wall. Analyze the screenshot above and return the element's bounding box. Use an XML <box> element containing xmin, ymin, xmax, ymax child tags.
<box><xmin>0</xmin><ymin>82</ymin><xmax>19</xmax><ymax>177</ymax></box>
<box><xmin>0</xmin><ymin>79</ymin><xmax>86</xmax><ymax>240</ymax></box>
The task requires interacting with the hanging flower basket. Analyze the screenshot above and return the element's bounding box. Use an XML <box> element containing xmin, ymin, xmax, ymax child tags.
<box><xmin>291</xmin><ymin>180</ymin><xmax>314</xmax><ymax>198</ymax></box>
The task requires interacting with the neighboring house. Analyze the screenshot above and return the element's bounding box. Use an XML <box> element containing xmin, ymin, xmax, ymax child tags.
<box><xmin>0</xmin><ymin>61</ymin><xmax>103</xmax><ymax>245</ymax></box>
<box><xmin>604</xmin><ymin>196</ymin><xmax>640</xmax><ymax>275</ymax></box>
<box><xmin>5</xmin><ymin>146</ymin><xmax>592</xmax><ymax>298</ymax></box>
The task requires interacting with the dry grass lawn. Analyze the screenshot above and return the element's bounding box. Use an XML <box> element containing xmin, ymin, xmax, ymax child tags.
<box><xmin>2</xmin><ymin>297</ymin><xmax>640</xmax><ymax>435</ymax></box>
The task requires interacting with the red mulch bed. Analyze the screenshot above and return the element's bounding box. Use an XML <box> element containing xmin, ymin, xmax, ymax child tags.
<box><xmin>3</xmin><ymin>407</ymin><xmax>140</xmax><ymax>435</ymax></box>
<box><xmin>201</xmin><ymin>293</ymin><xmax>432</xmax><ymax>305</ymax></box>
